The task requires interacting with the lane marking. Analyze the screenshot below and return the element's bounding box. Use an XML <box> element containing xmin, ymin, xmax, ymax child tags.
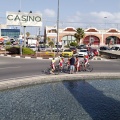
<box><xmin>0</xmin><ymin>66</ymin><xmax>21</xmax><ymax>70</ymax></box>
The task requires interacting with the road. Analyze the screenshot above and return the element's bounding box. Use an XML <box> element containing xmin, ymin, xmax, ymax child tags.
<box><xmin>0</xmin><ymin>56</ymin><xmax>120</xmax><ymax>80</ymax></box>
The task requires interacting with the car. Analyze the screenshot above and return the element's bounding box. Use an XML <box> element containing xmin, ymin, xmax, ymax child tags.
<box><xmin>99</xmin><ymin>46</ymin><xmax>111</xmax><ymax>51</ymax></box>
<box><xmin>62</xmin><ymin>49</ymin><xmax>73</xmax><ymax>57</ymax></box>
<box><xmin>77</xmin><ymin>49</ymin><xmax>88</xmax><ymax>57</ymax></box>
<box><xmin>29</xmin><ymin>45</ymin><xmax>37</xmax><ymax>51</ymax></box>
<box><xmin>77</xmin><ymin>44</ymin><xmax>87</xmax><ymax>49</ymax></box>
<box><xmin>111</xmin><ymin>44</ymin><xmax>120</xmax><ymax>51</ymax></box>
<box><xmin>69</xmin><ymin>47</ymin><xmax>77</xmax><ymax>54</ymax></box>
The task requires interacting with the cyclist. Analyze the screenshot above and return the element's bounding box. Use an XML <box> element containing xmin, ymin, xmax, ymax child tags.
<box><xmin>83</xmin><ymin>55</ymin><xmax>89</xmax><ymax>70</ymax></box>
<box><xmin>66</xmin><ymin>57</ymin><xmax>70</xmax><ymax>66</ymax></box>
<box><xmin>50</xmin><ymin>58</ymin><xmax>56</xmax><ymax>74</ymax></box>
<box><xmin>70</xmin><ymin>55</ymin><xmax>75</xmax><ymax>74</ymax></box>
<box><xmin>75</xmin><ymin>56</ymin><xmax>80</xmax><ymax>72</ymax></box>
<box><xmin>59</xmin><ymin>57</ymin><xmax>64</xmax><ymax>72</ymax></box>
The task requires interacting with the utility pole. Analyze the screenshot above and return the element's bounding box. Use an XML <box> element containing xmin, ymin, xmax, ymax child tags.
<box><xmin>56</xmin><ymin>0</ymin><xmax>59</xmax><ymax>55</ymax></box>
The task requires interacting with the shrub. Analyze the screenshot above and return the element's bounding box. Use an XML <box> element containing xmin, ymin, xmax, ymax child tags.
<box><xmin>6</xmin><ymin>42</ymin><xmax>11</xmax><ymax>45</ymax></box>
<box><xmin>70</xmin><ymin>42</ymin><xmax>78</xmax><ymax>47</ymax></box>
<box><xmin>22</xmin><ymin>47</ymin><xmax>35</xmax><ymax>55</ymax></box>
<box><xmin>6</xmin><ymin>47</ymin><xmax>20</xmax><ymax>54</ymax></box>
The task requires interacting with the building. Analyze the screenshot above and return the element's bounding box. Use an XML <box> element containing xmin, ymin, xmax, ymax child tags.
<box><xmin>45</xmin><ymin>26</ymin><xmax>120</xmax><ymax>47</ymax></box>
<box><xmin>1</xmin><ymin>29</ymin><xmax>20</xmax><ymax>39</ymax></box>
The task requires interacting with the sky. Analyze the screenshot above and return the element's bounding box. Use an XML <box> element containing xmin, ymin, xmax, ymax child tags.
<box><xmin>1</xmin><ymin>0</ymin><xmax>120</xmax><ymax>35</ymax></box>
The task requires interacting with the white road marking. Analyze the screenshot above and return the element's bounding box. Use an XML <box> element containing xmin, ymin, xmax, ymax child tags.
<box><xmin>0</xmin><ymin>66</ymin><xmax>21</xmax><ymax>70</ymax></box>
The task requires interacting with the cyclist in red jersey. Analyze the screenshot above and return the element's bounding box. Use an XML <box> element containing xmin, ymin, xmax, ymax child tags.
<box><xmin>84</xmin><ymin>55</ymin><xmax>89</xmax><ymax>70</ymax></box>
<box><xmin>75</xmin><ymin>56</ymin><xmax>80</xmax><ymax>72</ymax></box>
<box><xmin>59</xmin><ymin>57</ymin><xmax>64</xmax><ymax>72</ymax></box>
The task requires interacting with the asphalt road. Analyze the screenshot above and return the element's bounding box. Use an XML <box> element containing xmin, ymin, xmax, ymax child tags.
<box><xmin>0</xmin><ymin>56</ymin><xmax>120</xmax><ymax>80</ymax></box>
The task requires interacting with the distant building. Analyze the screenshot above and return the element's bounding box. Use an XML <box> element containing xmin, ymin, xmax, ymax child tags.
<box><xmin>1</xmin><ymin>29</ymin><xmax>20</xmax><ymax>39</ymax></box>
<box><xmin>45</xmin><ymin>26</ymin><xmax>120</xmax><ymax>47</ymax></box>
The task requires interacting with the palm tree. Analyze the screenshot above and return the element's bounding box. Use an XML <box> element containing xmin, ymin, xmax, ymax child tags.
<box><xmin>74</xmin><ymin>28</ymin><xmax>85</xmax><ymax>45</ymax></box>
<box><xmin>26</xmin><ymin>32</ymin><xmax>30</xmax><ymax>46</ymax></box>
<box><xmin>26</xmin><ymin>32</ymin><xmax>30</xmax><ymax>38</ymax></box>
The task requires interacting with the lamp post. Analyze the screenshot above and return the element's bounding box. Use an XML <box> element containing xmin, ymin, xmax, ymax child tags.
<box><xmin>56</xmin><ymin>0</ymin><xmax>59</xmax><ymax>55</ymax></box>
<box><xmin>104</xmin><ymin>17</ymin><xmax>107</xmax><ymax>45</ymax></box>
<box><xmin>18</xmin><ymin>10</ymin><xmax>23</xmax><ymax>56</ymax></box>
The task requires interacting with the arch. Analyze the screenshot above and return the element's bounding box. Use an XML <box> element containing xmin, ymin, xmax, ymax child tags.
<box><xmin>61</xmin><ymin>35</ymin><xmax>76</xmax><ymax>46</ymax></box>
<box><xmin>106</xmin><ymin>36</ymin><xmax>120</xmax><ymax>45</ymax></box>
<box><xmin>63</xmin><ymin>27</ymin><xmax>76</xmax><ymax>32</ymax></box>
<box><xmin>106</xmin><ymin>28</ymin><xmax>119</xmax><ymax>33</ymax></box>
<box><xmin>85</xmin><ymin>27</ymin><xmax>99</xmax><ymax>32</ymax></box>
<box><xmin>83</xmin><ymin>35</ymin><xmax>100</xmax><ymax>45</ymax></box>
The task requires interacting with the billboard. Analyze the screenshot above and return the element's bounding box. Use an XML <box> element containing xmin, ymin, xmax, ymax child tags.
<box><xmin>6</xmin><ymin>12</ymin><xmax>42</xmax><ymax>27</ymax></box>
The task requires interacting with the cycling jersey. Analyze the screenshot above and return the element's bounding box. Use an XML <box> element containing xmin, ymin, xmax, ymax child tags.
<box><xmin>76</xmin><ymin>58</ymin><xmax>80</xmax><ymax>67</ymax></box>
<box><xmin>84</xmin><ymin>57</ymin><xmax>88</xmax><ymax>63</ymax></box>
<box><xmin>59</xmin><ymin>58</ymin><xmax>64</xmax><ymax>67</ymax></box>
<box><xmin>51</xmin><ymin>59</ymin><xmax>55</xmax><ymax>69</ymax></box>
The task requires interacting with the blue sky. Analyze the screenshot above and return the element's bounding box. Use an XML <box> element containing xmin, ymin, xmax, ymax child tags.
<box><xmin>1</xmin><ymin>0</ymin><xmax>120</xmax><ymax>35</ymax></box>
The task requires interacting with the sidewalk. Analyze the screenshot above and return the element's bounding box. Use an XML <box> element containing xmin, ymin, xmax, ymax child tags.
<box><xmin>0</xmin><ymin>53</ymin><xmax>108</xmax><ymax>61</ymax></box>
<box><xmin>0</xmin><ymin>72</ymin><xmax>120</xmax><ymax>91</ymax></box>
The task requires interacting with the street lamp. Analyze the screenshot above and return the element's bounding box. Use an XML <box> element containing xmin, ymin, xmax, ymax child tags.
<box><xmin>18</xmin><ymin>10</ymin><xmax>22</xmax><ymax>56</ymax></box>
<box><xmin>104</xmin><ymin>17</ymin><xmax>107</xmax><ymax>45</ymax></box>
<box><xmin>23</xmin><ymin>11</ymin><xmax>32</xmax><ymax>47</ymax></box>
<box><xmin>104</xmin><ymin>17</ymin><xmax>107</xmax><ymax>30</ymax></box>
<box><xmin>56</xmin><ymin>0</ymin><xmax>59</xmax><ymax>55</ymax></box>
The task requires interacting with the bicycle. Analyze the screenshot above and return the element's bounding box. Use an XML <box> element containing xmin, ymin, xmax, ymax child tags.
<box><xmin>78</xmin><ymin>62</ymin><xmax>93</xmax><ymax>72</ymax></box>
<box><xmin>42</xmin><ymin>64</ymin><xmax>60</xmax><ymax>75</ymax></box>
<box><xmin>62</xmin><ymin>62</ymin><xmax>70</xmax><ymax>73</ymax></box>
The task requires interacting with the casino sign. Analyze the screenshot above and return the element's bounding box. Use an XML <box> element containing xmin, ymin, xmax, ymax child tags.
<box><xmin>6</xmin><ymin>11</ymin><xmax>42</xmax><ymax>27</ymax></box>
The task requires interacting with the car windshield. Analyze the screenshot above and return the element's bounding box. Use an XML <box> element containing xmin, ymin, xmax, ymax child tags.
<box><xmin>80</xmin><ymin>49</ymin><xmax>87</xmax><ymax>52</ymax></box>
<box><xmin>70</xmin><ymin>48</ymin><xmax>76</xmax><ymax>50</ymax></box>
<box><xmin>30</xmin><ymin>46</ymin><xmax>36</xmax><ymax>48</ymax></box>
<box><xmin>111</xmin><ymin>47</ymin><xmax>119</xmax><ymax>50</ymax></box>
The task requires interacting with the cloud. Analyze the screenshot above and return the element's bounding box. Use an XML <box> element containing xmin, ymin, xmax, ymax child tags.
<box><xmin>90</xmin><ymin>11</ymin><xmax>114</xmax><ymax>20</ymax></box>
<box><xmin>43</xmin><ymin>9</ymin><xmax>55</xmax><ymax>17</ymax></box>
<box><xmin>64</xmin><ymin>11</ymin><xmax>120</xmax><ymax>29</ymax></box>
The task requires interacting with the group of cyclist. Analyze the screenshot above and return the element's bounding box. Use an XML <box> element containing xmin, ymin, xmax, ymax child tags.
<box><xmin>50</xmin><ymin>55</ymin><xmax>89</xmax><ymax>74</ymax></box>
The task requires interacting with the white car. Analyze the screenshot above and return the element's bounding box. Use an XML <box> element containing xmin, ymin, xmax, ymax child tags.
<box><xmin>77</xmin><ymin>49</ymin><xmax>88</xmax><ymax>57</ymax></box>
<box><xmin>29</xmin><ymin>45</ymin><xmax>37</xmax><ymax>51</ymax></box>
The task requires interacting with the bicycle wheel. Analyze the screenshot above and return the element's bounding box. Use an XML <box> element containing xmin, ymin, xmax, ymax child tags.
<box><xmin>63</xmin><ymin>65</ymin><xmax>69</xmax><ymax>73</ymax></box>
<box><xmin>42</xmin><ymin>68</ymin><xmax>51</xmax><ymax>74</ymax></box>
<box><xmin>86</xmin><ymin>64</ymin><xmax>93</xmax><ymax>72</ymax></box>
<box><xmin>54</xmin><ymin>65</ymin><xmax>60</xmax><ymax>75</ymax></box>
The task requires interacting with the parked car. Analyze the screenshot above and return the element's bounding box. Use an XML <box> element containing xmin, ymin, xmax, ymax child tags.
<box><xmin>77</xmin><ymin>49</ymin><xmax>88</xmax><ymax>57</ymax></box>
<box><xmin>99</xmin><ymin>46</ymin><xmax>111</xmax><ymax>51</ymax></box>
<box><xmin>111</xmin><ymin>44</ymin><xmax>120</xmax><ymax>51</ymax></box>
<box><xmin>77</xmin><ymin>44</ymin><xmax>87</xmax><ymax>49</ymax></box>
<box><xmin>62</xmin><ymin>49</ymin><xmax>73</xmax><ymax>57</ymax></box>
<box><xmin>69</xmin><ymin>46</ymin><xmax>77</xmax><ymax>54</ymax></box>
<box><xmin>29</xmin><ymin>45</ymin><xmax>37</xmax><ymax>51</ymax></box>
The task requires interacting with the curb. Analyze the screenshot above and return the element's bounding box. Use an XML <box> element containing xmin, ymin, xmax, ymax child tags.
<box><xmin>0</xmin><ymin>72</ymin><xmax>120</xmax><ymax>91</ymax></box>
<box><xmin>0</xmin><ymin>54</ymin><xmax>60</xmax><ymax>60</ymax></box>
<box><xmin>0</xmin><ymin>54</ymin><xmax>107</xmax><ymax>61</ymax></box>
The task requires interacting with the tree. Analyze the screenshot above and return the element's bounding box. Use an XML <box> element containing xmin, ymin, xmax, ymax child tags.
<box><xmin>47</xmin><ymin>37</ymin><xmax>51</xmax><ymax>44</ymax></box>
<box><xmin>26</xmin><ymin>32</ymin><xmax>30</xmax><ymax>38</ymax></box>
<box><xmin>74</xmin><ymin>28</ymin><xmax>85</xmax><ymax>45</ymax></box>
<box><xmin>48</xmin><ymin>41</ymin><xmax>54</xmax><ymax>52</ymax></box>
